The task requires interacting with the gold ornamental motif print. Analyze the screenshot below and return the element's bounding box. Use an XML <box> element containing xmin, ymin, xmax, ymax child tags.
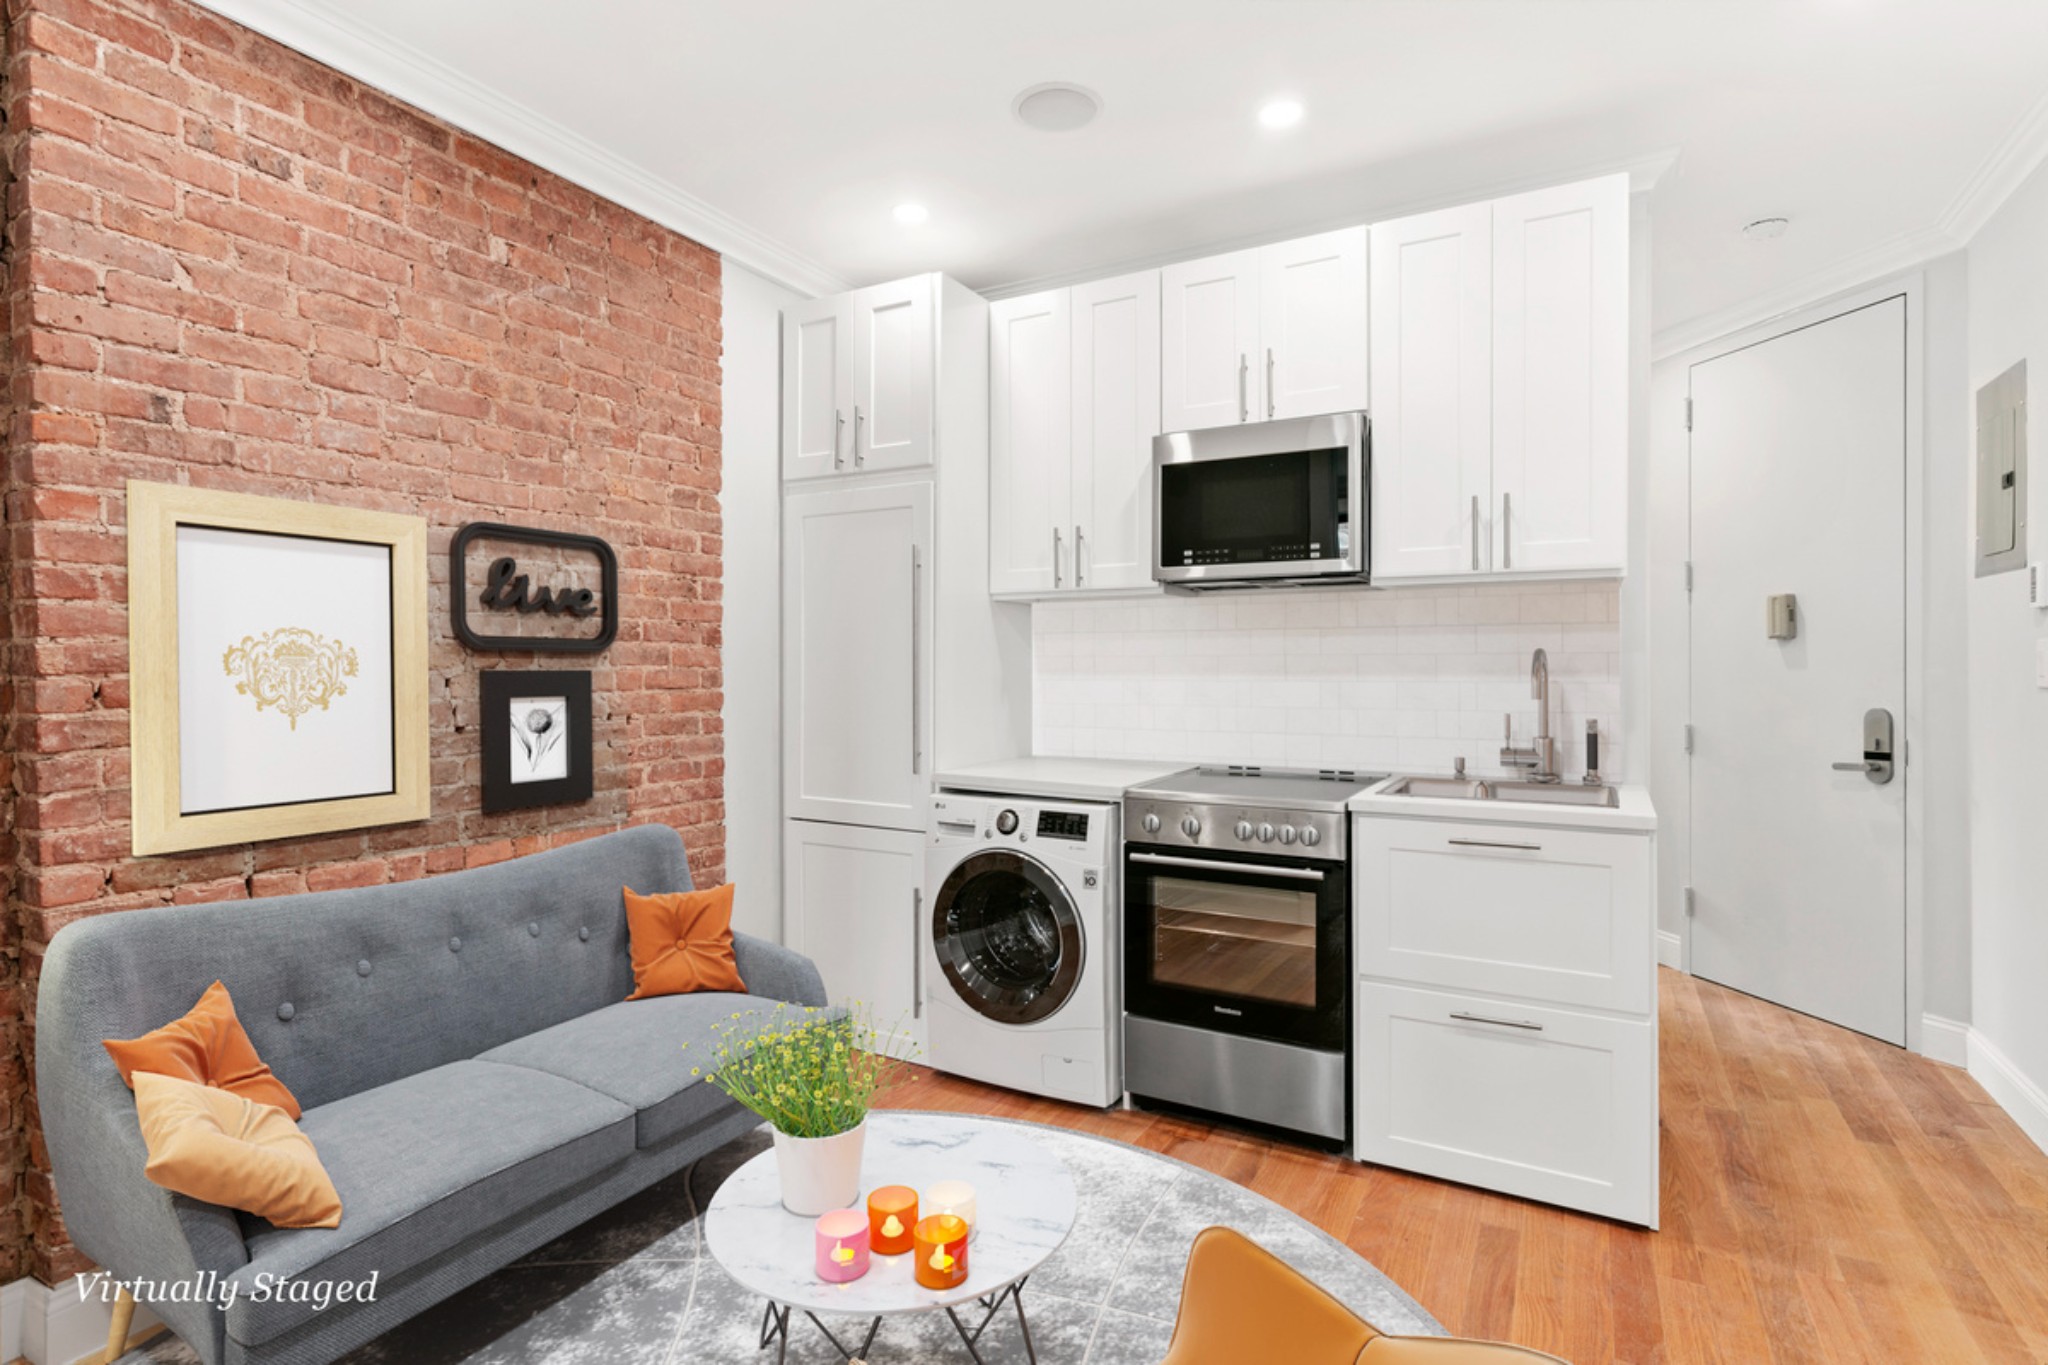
<box><xmin>222</xmin><ymin>627</ymin><xmax>359</xmax><ymax>730</ymax></box>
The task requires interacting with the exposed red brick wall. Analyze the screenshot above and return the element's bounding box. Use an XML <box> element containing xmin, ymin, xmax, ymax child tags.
<box><xmin>1</xmin><ymin>0</ymin><xmax>726</xmax><ymax>1282</ymax></box>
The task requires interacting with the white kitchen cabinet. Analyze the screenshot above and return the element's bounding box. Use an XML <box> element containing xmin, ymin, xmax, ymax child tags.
<box><xmin>1070</xmin><ymin>270</ymin><xmax>1162</xmax><ymax>592</ymax></box>
<box><xmin>783</xmin><ymin>275</ymin><xmax>935</xmax><ymax>480</ymax></box>
<box><xmin>989</xmin><ymin>290</ymin><xmax>1071</xmax><ymax>596</ymax></box>
<box><xmin>782</xmin><ymin>479</ymin><xmax>934</xmax><ymax>829</ymax></box>
<box><xmin>782</xmin><ymin>294</ymin><xmax>852</xmax><ymax>480</ymax></box>
<box><xmin>1259</xmin><ymin>227</ymin><xmax>1369</xmax><ymax>421</ymax></box>
<box><xmin>1162</xmin><ymin>233</ymin><xmax>1370</xmax><ymax>433</ymax></box>
<box><xmin>987</xmin><ymin>272</ymin><xmax>1161</xmax><ymax>599</ymax></box>
<box><xmin>1353</xmin><ymin>816</ymin><xmax>1653</xmax><ymax>1014</ymax></box>
<box><xmin>1161</xmin><ymin>249</ymin><xmax>1262</xmax><ymax>432</ymax></box>
<box><xmin>1369</xmin><ymin>174</ymin><xmax>1628</xmax><ymax>580</ymax></box>
<box><xmin>1355</xmin><ymin>980</ymin><xmax>1655</xmax><ymax>1226</ymax></box>
<box><xmin>1369</xmin><ymin>203</ymin><xmax>1494</xmax><ymax>578</ymax></box>
<box><xmin>784</xmin><ymin>819</ymin><xmax>926</xmax><ymax>1055</ymax></box>
<box><xmin>1490</xmin><ymin>176</ymin><xmax>1628</xmax><ymax>573</ymax></box>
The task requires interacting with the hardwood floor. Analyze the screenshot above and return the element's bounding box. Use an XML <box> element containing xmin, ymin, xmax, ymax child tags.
<box><xmin>875</xmin><ymin>970</ymin><xmax>2048</xmax><ymax>1363</ymax></box>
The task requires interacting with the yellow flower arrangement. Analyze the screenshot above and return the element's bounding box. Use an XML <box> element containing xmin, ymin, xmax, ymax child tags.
<box><xmin>689</xmin><ymin>1002</ymin><xmax>913</xmax><ymax>1140</ymax></box>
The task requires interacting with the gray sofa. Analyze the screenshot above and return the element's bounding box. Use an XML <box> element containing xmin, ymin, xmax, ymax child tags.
<box><xmin>36</xmin><ymin>825</ymin><xmax>826</xmax><ymax>1365</ymax></box>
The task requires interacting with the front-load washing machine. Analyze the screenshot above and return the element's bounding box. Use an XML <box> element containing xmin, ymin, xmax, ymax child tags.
<box><xmin>923</xmin><ymin>791</ymin><xmax>1121</xmax><ymax>1108</ymax></box>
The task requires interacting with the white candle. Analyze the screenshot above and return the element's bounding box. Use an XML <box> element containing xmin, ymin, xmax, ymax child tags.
<box><xmin>925</xmin><ymin>1180</ymin><xmax>977</xmax><ymax>1239</ymax></box>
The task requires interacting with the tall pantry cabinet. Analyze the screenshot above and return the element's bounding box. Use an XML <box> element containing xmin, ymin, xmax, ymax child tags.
<box><xmin>780</xmin><ymin>274</ymin><xmax>1029</xmax><ymax>1050</ymax></box>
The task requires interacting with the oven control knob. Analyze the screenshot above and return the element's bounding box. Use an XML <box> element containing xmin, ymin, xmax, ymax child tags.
<box><xmin>1256</xmin><ymin>822</ymin><xmax>1275</xmax><ymax>843</ymax></box>
<box><xmin>996</xmin><ymin>809</ymin><xmax>1019</xmax><ymax>836</ymax></box>
<box><xmin>1299</xmin><ymin>825</ymin><xmax>1322</xmax><ymax>848</ymax></box>
<box><xmin>1234</xmin><ymin>820</ymin><xmax>1253</xmax><ymax>841</ymax></box>
<box><xmin>1142</xmin><ymin>812</ymin><xmax>1161</xmax><ymax>835</ymax></box>
<box><xmin>1279</xmin><ymin>825</ymin><xmax>1298</xmax><ymax>845</ymax></box>
<box><xmin>1180</xmin><ymin>815</ymin><xmax>1203</xmax><ymax>839</ymax></box>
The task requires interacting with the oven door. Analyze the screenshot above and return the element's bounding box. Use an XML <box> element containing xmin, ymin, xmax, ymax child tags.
<box><xmin>1123</xmin><ymin>845</ymin><xmax>1348</xmax><ymax>1049</ymax></box>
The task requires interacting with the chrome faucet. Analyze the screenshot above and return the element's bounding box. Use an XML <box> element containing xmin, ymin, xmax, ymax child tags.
<box><xmin>1499</xmin><ymin>648</ymin><xmax>1560</xmax><ymax>782</ymax></box>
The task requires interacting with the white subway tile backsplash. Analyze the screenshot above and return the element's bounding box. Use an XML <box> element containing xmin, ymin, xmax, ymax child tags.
<box><xmin>1031</xmin><ymin>581</ymin><xmax>1624</xmax><ymax>778</ymax></box>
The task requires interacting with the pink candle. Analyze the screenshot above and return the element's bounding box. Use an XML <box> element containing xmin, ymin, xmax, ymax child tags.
<box><xmin>814</xmin><ymin>1208</ymin><xmax>870</xmax><ymax>1282</ymax></box>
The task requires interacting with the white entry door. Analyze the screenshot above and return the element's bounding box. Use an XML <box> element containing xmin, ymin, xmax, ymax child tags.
<box><xmin>1688</xmin><ymin>295</ymin><xmax>1907</xmax><ymax>1045</ymax></box>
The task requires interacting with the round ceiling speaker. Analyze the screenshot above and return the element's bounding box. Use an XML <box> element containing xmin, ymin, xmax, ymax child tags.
<box><xmin>1014</xmin><ymin>83</ymin><xmax>1102</xmax><ymax>133</ymax></box>
<box><xmin>1741</xmin><ymin>217</ymin><xmax>1791</xmax><ymax>242</ymax></box>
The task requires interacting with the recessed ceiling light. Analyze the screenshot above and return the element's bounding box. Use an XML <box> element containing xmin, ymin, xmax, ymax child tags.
<box><xmin>1258</xmin><ymin>98</ymin><xmax>1305</xmax><ymax>130</ymax></box>
<box><xmin>1013</xmin><ymin>82</ymin><xmax>1102</xmax><ymax>133</ymax></box>
<box><xmin>893</xmin><ymin>203</ymin><xmax>930</xmax><ymax>226</ymax></box>
<box><xmin>1741</xmin><ymin>216</ymin><xmax>1791</xmax><ymax>241</ymax></box>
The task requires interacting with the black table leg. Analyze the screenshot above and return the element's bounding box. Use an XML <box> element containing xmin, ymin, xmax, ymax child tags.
<box><xmin>758</xmin><ymin>1301</ymin><xmax>792</xmax><ymax>1365</ymax></box>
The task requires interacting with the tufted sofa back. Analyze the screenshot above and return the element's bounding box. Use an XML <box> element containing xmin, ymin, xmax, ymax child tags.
<box><xmin>38</xmin><ymin>824</ymin><xmax>690</xmax><ymax>1114</ymax></box>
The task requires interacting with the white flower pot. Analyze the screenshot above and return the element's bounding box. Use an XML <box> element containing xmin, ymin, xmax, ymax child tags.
<box><xmin>773</xmin><ymin>1118</ymin><xmax>867</xmax><ymax>1215</ymax></box>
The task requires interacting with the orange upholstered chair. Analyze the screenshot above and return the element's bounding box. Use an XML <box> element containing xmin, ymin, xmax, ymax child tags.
<box><xmin>1159</xmin><ymin>1227</ymin><xmax>1569</xmax><ymax>1365</ymax></box>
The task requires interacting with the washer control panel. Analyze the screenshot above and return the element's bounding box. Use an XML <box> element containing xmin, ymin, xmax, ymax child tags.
<box><xmin>929</xmin><ymin>793</ymin><xmax>1115</xmax><ymax>859</ymax></box>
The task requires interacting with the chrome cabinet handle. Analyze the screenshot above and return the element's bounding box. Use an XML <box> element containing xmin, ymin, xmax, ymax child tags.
<box><xmin>834</xmin><ymin>409</ymin><xmax>845</xmax><ymax>469</ymax></box>
<box><xmin>1266</xmin><ymin>348</ymin><xmax>1276</xmax><ymax>419</ymax></box>
<box><xmin>912</xmin><ymin>887</ymin><xmax>924</xmax><ymax>1020</ymax></box>
<box><xmin>853</xmin><ymin>405</ymin><xmax>865</xmax><ymax>465</ymax></box>
<box><xmin>909</xmin><ymin>545</ymin><xmax>921</xmax><ymax>773</ymax></box>
<box><xmin>1471</xmin><ymin>494</ymin><xmax>1481</xmax><ymax>571</ymax></box>
<box><xmin>1074</xmin><ymin>524</ymin><xmax>1085</xmax><ymax>586</ymax></box>
<box><xmin>1501</xmin><ymin>492</ymin><xmax>1511</xmax><ymax>568</ymax></box>
<box><xmin>1448</xmin><ymin>838</ymin><xmax>1542</xmax><ymax>852</ymax></box>
<box><xmin>1129</xmin><ymin>851</ymin><xmax>1326</xmax><ymax>882</ymax></box>
<box><xmin>1238</xmin><ymin>354</ymin><xmax>1249</xmax><ymax>422</ymax></box>
<box><xmin>1053</xmin><ymin>526</ymin><xmax>1063</xmax><ymax>589</ymax></box>
<box><xmin>1450</xmin><ymin>1011</ymin><xmax>1544</xmax><ymax>1032</ymax></box>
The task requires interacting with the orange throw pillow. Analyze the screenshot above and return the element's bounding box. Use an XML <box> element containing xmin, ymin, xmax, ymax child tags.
<box><xmin>103</xmin><ymin>980</ymin><xmax>301</xmax><ymax>1119</ymax></box>
<box><xmin>133</xmin><ymin>1072</ymin><xmax>341</xmax><ymax>1229</ymax></box>
<box><xmin>623</xmin><ymin>884</ymin><xmax>748</xmax><ymax>1000</ymax></box>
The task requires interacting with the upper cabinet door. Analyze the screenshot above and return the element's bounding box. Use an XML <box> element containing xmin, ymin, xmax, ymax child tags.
<box><xmin>783</xmin><ymin>295</ymin><xmax>851</xmax><ymax>481</ymax></box>
<box><xmin>1071</xmin><ymin>270</ymin><xmax>1162</xmax><ymax>593</ymax></box>
<box><xmin>1260</xmin><ymin>227</ymin><xmax>1369</xmax><ymax>421</ymax></box>
<box><xmin>1161</xmin><ymin>249</ymin><xmax>1261</xmax><ymax>432</ymax></box>
<box><xmin>1370</xmin><ymin>203</ymin><xmax>1495</xmax><ymax>579</ymax></box>
<box><xmin>783</xmin><ymin>479</ymin><xmax>935</xmax><ymax>830</ymax></box>
<box><xmin>1490</xmin><ymin>175</ymin><xmax>1628</xmax><ymax>573</ymax></box>
<box><xmin>851</xmin><ymin>275</ymin><xmax>935</xmax><ymax>473</ymax></box>
<box><xmin>989</xmin><ymin>290</ymin><xmax>1073</xmax><ymax>597</ymax></box>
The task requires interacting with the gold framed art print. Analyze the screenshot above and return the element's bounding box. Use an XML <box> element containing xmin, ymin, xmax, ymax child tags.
<box><xmin>127</xmin><ymin>481</ymin><xmax>431</xmax><ymax>856</ymax></box>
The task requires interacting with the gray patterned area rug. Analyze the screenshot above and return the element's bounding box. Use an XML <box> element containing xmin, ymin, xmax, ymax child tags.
<box><xmin>136</xmin><ymin>1113</ymin><xmax>1440</xmax><ymax>1365</ymax></box>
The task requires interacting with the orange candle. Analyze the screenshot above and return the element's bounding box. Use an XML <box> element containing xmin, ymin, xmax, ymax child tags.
<box><xmin>913</xmin><ymin>1213</ymin><xmax>969</xmax><ymax>1290</ymax></box>
<box><xmin>867</xmin><ymin>1185</ymin><xmax>918</xmax><ymax>1255</ymax></box>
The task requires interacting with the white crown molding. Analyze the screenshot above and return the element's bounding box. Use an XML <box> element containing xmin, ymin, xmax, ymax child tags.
<box><xmin>982</xmin><ymin>148</ymin><xmax>1681</xmax><ymax>301</ymax></box>
<box><xmin>193</xmin><ymin>0</ymin><xmax>845</xmax><ymax>299</ymax></box>
<box><xmin>1656</xmin><ymin>90</ymin><xmax>2048</xmax><ymax>360</ymax></box>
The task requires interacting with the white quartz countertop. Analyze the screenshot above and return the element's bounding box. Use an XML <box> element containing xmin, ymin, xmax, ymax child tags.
<box><xmin>1348</xmin><ymin>777</ymin><xmax>1657</xmax><ymax>833</ymax></box>
<box><xmin>933</xmin><ymin>757</ymin><xmax>1192</xmax><ymax>803</ymax></box>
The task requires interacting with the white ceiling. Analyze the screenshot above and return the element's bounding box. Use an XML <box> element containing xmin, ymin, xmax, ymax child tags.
<box><xmin>209</xmin><ymin>0</ymin><xmax>2048</xmax><ymax>349</ymax></box>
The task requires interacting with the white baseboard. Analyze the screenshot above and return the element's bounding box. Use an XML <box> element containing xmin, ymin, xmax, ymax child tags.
<box><xmin>1656</xmin><ymin>929</ymin><xmax>1684</xmax><ymax>971</ymax></box>
<box><xmin>2</xmin><ymin>1272</ymin><xmax>164</xmax><ymax>1365</ymax></box>
<box><xmin>1969</xmin><ymin>1028</ymin><xmax>2048</xmax><ymax>1157</ymax></box>
<box><xmin>1918</xmin><ymin>1013</ymin><xmax>1971</xmax><ymax>1068</ymax></box>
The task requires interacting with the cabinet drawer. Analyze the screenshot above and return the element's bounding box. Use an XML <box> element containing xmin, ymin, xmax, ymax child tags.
<box><xmin>1355</xmin><ymin>981</ymin><xmax>1657</xmax><ymax>1226</ymax></box>
<box><xmin>1354</xmin><ymin>816</ymin><xmax>1652</xmax><ymax>1013</ymax></box>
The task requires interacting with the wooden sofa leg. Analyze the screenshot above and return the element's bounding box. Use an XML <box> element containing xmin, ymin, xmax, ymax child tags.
<box><xmin>102</xmin><ymin>1287</ymin><xmax>137</xmax><ymax>1364</ymax></box>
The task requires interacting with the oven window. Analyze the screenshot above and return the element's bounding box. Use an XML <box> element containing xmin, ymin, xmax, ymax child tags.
<box><xmin>1147</xmin><ymin>874</ymin><xmax>1318</xmax><ymax>1008</ymax></box>
<box><xmin>1159</xmin><ymin>447</ymin><xmax>1346</xmax><ymax>566</ymax></box>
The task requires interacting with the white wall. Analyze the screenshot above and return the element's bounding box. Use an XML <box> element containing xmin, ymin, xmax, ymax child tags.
<box><xmin>720</xmin><ymin>262</ymin><xmax>800</xmax><ymax>942</ymax></box>
<box><xmin>1964</xmin><ymin>160</ymin><xmax>2048</xmax><ymax>1148</ymax></box>
<box><xmin>1033</xmin><ymin>581</ymin><xmax>1623</xmax><ymax>778</ymax></box>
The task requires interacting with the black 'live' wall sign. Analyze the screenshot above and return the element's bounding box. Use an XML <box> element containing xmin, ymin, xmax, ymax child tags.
<box><xmin>451</xmin><ymin>522</ymin><xmax>619</xmax><ymax>654</ymax></box>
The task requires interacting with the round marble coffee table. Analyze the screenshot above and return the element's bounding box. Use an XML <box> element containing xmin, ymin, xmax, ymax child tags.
<box><xmin>704</xmin><ymin>1112</ymin><xmax>1078</xmax><ymax>1363</ymax></box>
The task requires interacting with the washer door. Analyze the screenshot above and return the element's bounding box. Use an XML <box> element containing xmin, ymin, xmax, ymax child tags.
<box><xmin>931</xmin><ymin>850</ymin><xmax>1084</xmax><ymax>1025</ymax></box>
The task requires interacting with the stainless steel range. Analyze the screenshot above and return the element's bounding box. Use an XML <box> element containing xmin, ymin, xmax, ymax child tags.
<box><xmin>1121</xmin><ymin>765</ymin><xmax>1385</xmax><ymax>1147</ymax></box>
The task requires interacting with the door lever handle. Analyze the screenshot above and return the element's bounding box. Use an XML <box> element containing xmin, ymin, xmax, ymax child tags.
<box><xmin>1832</xmin><ymin>760</ymin><xmax>1882</xmax><ymax>772</ymax></box>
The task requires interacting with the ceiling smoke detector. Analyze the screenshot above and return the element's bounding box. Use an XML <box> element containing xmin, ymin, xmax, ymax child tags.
<box><xmin>1741</xmin><ymin>216</ymin><xmax>1791</xmax><ymax>242</ymax></box>
<box><xmin>1014</xmin><ymin>83</ymin><xmax>1102</xmax><ymax>133</ymax></box>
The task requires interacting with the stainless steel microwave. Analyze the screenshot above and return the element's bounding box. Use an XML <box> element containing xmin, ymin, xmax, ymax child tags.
<box><xmin>1152</xmin><ymin>411</ymin><xmax>1369</xmax><ymax>590</ymax></box>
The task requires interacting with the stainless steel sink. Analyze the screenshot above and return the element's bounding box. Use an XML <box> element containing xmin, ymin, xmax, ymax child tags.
<box><xmin>1380</xmin><ymin>776</ymin><xmax>1619</xmax><ymax>809</ymax></box>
